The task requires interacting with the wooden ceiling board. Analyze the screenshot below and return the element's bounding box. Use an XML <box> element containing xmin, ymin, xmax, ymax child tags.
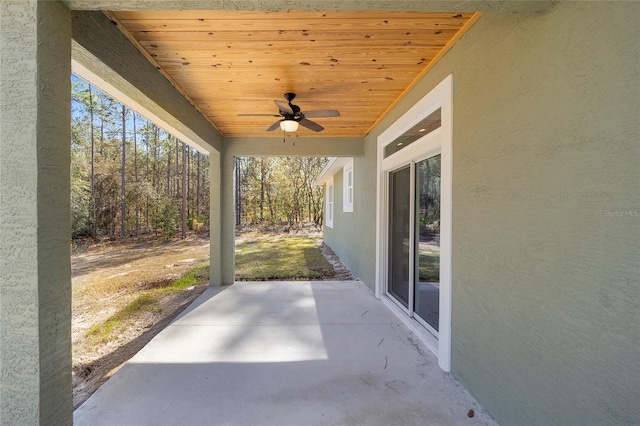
<box><xmin>130</xmin><ymin>28</ymin><xmax>463</xmax><ymax>42</ymax></box>
<box><xmin>108</xmin><ymin>10</ymin><xmax>479</xmax><ymax>138</ymax></box>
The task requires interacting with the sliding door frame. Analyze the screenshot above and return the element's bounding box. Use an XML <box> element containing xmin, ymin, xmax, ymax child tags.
<box><xmin>375</xmin><ymin>74</ymin><xmax>453</xmax><ymax>372</ymax></box>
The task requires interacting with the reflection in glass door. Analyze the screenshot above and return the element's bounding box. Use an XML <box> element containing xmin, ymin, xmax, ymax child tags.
<box><xmin>415</xmin><ymin>156</ymin><xmax>441</xmax><ymax>331</ymax></box>
<box><xmin>388</xmin><ymin>166</ymin><xmax>411</xmax><ymax>308</ymax></box>
<box><xmin>387</xmin><ymin>155</ymin><xmax>441</xmax><ymax>333</ymax></box>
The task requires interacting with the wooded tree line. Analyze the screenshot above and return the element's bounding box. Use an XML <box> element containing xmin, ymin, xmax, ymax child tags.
<box><xmin>71</xmin><ymin>75</ymin><xmax>210</xmax><ymax>240</ymax></box>
<box><xmin>235</xmin><ymin>157</ymin><xmax>328</xmax><ymax>227</ymax></box>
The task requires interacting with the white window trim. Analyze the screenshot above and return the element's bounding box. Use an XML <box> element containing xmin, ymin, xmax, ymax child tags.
<box><xmin>375</xmin><ymin>74</ymin><xmax>453</xmax><ymax>372</ymax></box>
<box><xmin>326</xmin><ymin>178</ymin><xmax>334</xmax><ymax>228</ymax></box>
<box><xmin>343</xmin><ymin>159</ymin><xmax>354</xmax><ymax>213</ymax></box>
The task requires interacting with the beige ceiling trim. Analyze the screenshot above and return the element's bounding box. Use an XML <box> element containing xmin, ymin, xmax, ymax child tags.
<box><xmin>65</xmin><ymin>0</ymin><xmax>559</xmax><ymax>13</ymax></box>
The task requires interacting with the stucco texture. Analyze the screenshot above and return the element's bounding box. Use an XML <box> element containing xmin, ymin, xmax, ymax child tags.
<box><xmin>322</xmin><ymin>149</ymin><xmax>378</xmax><ymax>290</ymax></box>
<box><xmin>451</xmin><ymin>4</ymin><xmax>638</xmax><ymax>424</ymax></box>
<box><xmin>0</xmin><ymin>1</ymin><xmax>73</xmax><ymax>424</ymax></box>
<box><xmin>363</xmin><ymin>2</ymin><xmax>639</xmax><ymax>424</ymax></box>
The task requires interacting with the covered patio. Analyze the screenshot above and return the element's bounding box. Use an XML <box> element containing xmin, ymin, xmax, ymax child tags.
<box><xmin>74</xmin><ymin>281</ymin><xmax>495</xmax><ymax>425</ymax></box>
<box><xmin>3</xmin><ymin>1</ymin><xmax>638</xmax><ymax>424</ymax></box>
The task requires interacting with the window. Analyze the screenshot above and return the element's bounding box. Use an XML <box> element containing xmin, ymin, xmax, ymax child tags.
<box><xmin>326</xmin><ymin>178</ymin><xmax>334</xmax><ymax>228</ymax></box>
<box><xmin>343</xmin><ymin>160</ymin><xmax>354</xmax><ymax>212</ymax></box>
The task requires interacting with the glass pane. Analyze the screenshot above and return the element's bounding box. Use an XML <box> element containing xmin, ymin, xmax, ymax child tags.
<box><xmin>384</xmin><ymin>108</ymin><xmax>441</xmax><ymax>159</ymax></box>
<box><xmin>414</xmin><ymin>155</ymin><xmax>441</xmax><ymax>330</ymax></box>
<box><xmin>388</xmin><ymin>166</ymin><xmax>411</xmax><ymax>308</ymax></box>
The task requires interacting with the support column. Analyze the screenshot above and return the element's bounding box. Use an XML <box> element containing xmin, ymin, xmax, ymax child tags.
<box><xmin>221</xmin><ymin>147</ymin><xmax>236</xmax><ymax>285</ymax></box>
<box><xmin>209</xmin><ymin>151</ymin><xmax>222</xmax><ymax>286</ymax></box>
<box><xmin>0</xmin><ymin>1</ymin><xmax>72</xmax><ymax>425</ymax></box>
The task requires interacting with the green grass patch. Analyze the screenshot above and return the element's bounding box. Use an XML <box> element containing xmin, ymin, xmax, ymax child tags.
<box><xmin>85</xmin><ymin>260</ymin><xmax>210</xmax><ymax>345</ymax></box>
<box><xmin>418</xmin><ymin>251</ymin><xmax>440</xmax><ymax>282</ymax></box>
<box><xmin>86</xmin><ymin>293</ymin><xmax>158</xmax><ymax>345</ymax></box>
<box><xmin>235</xmin><ymin>237</ymin><xmax>335</xmax><ymax>281</ymax></box>
<box><xmin>161</xmin><ymin>260</ymin><xmax>210</xmax><ymax>292</ymax></box>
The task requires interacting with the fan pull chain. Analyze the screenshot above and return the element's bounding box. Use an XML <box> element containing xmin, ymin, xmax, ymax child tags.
<box><xmin>282</xmin><ymin>130</ymin><xmax>296</xmax><ymax>146</ymax></box>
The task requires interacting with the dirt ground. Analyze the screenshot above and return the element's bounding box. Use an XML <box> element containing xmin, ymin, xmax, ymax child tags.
<box><xmin>71</xmin><ymin>235</ymin><xmax>211</xmax><ymax>408</ymax></box>
<box><xmin>71</xmin><ymin>231</ymin><xmax>352</xmax><ymax>409</ymax></box>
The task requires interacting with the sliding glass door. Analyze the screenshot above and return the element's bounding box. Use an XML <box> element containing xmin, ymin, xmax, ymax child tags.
<box><xmin>387</xmin><ymin>154</ymin><xmax>441</xmax><ymax>333</ymax></box>
<box><xmin>377</xmin><ymin>75</ymin><xmax>451</xmax><ymax>370</ymax></box>
<box><xmin>414</xmin><ymin>155</ymin><xmax>441</xmax><ymax>331</ymax></box>
<box><xmin>388</xmin><ymin>166</ymin><xmax>411</xmax><ymax>308</ymax></box>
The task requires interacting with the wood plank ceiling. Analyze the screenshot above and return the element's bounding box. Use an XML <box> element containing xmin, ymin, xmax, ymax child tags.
<box><xmin>107</xmin><ymin>10</ymin><xmax>478</xmax><ymax>138</ymax></box>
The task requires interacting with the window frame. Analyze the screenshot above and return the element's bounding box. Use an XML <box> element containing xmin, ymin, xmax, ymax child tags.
<box><xmin>343</xmin><ymin>159</ymin><xmax>354</xmax><ymax>213</ymax></box>
<box><xmin>326</xmin><ymin>178</ymin><xmax>334</xmax><ymax>228</ymax></box>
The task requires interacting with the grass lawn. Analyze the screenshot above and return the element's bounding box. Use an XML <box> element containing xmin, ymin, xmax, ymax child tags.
<box><xmin>235</xmin><ymin>235</ymin><xmax>335</xmax><ymax>280</ymax></box>
<box><xmin>418</xmin><ymin>251</ymin><xmax>440</xmax><ymax>282</ymax></box>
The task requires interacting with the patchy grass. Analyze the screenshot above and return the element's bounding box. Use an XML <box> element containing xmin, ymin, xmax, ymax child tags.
<box><xmin>235</xmin><ymin>236</ymin><xmax>335</xmax><ymax>280</ymax></box>
<box><xmin>166</xmin><ymin>261</ymin><xmax>210</xmax><ymax>291</ymax></box>
<box><xmin>85</xmin><ymin>260</ymin><xmax>209</xmax><ymax>345</ymax></box>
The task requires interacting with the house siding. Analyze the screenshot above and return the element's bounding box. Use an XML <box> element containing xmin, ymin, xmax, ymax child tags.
<box><xmin>331</xmin><ymin>2</ymin><xmax>639</xmax><ymax>424</ymax></box>
<box><xmin>323</xmin><ymin>151</ymin><xmax>377</xmax><ymax>288</ymax></box>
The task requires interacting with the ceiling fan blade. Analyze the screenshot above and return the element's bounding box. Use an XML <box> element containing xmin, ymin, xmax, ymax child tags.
<box><xmin>238</xmin><ymin>113</ymin><xmax>280</xmax><ymax>117</ymax></box>
<box><xmin>299</xmin><ymin>118</ymin><xmax>324</xmax><ymax>132</ymax></box>
<box><xmin>266</xmin><ymin>120</ymin><xmax>282</xmax><ymax>132</ymax></box>
<box><xmin>274</xmin><ymin>100</ymin><xmax>294</xmax><ymax>115</ymax></box>
<box><xmin>301</xmin><ymin>110</ymin><xmax>340</xmax><ymax>118</ymax></box>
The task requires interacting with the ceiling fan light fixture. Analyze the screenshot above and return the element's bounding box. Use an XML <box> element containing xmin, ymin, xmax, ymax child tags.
<box><xmin>280</xmin><ymin>119</ymin><xmax>299</xmax><ymax>132</ymax></box>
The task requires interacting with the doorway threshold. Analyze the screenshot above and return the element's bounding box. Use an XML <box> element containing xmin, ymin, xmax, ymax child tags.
<box><xmin>381</xmin><ymin>295</ymin><xmax>439</xmax><ymax>360</ymax></box>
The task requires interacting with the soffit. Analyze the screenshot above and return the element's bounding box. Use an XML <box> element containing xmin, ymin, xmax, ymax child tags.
<box><xmin>107</xmin><ymin>10</ymin><xmax>479</xmax><ymax>138</ymax></box>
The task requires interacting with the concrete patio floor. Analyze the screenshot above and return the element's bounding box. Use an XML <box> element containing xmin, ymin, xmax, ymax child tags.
<box><xmin>74</xmin><ymin>281</ymin><xmax>497</xmax><ymax>426</ymax></box>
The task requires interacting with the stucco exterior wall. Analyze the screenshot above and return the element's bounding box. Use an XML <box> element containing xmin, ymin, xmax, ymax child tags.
<box><xmin>358</xmin><ymin>2</ymin><xmax>639</xmax><ymax>424</ymax></box>
<box><xmin>322</xmin><ymin>146</ymin><xmax>378</xmax><ymax>290</ymax></box>
<box><xmin>0</xmin><ymin>1</ymin><xmax>73</xmax><ymax>424</ymax></box>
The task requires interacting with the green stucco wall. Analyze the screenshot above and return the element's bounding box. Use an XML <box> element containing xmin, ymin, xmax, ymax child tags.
<box><xmin>322</xmin><ymin>147</ymin><xmax>378</xmax><ymax>290</ymax></box>
<box><xmin>356</xmin><ymin>2</ymin><xmax>639</xmax><ymax>424</ymax></box>
<box><xmin>0</xmin><ymin>1</ymin><xmax>73</xmax><ymax>424</ymax></box>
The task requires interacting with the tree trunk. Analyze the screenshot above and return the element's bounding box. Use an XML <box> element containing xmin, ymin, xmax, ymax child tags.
<box><xmin>196</xmin><ymin>152</ymin><xmax>200</xmax><ymax>217</ymax></box>
<box><xmin>259</xmin><ymin>158</ymin><xmax>265</xmax><ymax>222</ymax></box>
<box><xmin>235</xmin><ymin>157</ymin><xmax>241</xmax><ymax>226</ymax></box>
<box><xmin>99</xmin><ymin>107</ymin><xmax>104</xmax><ymax>157</ymax></box>
<box><xmin>175</xmin><ymin>137</ymin><xmax>180</xmax><ymax>198</ymax></box>
<box><xmin>133</xmin><ymin>113</ymin><xmax>139</xmax><ymax>237</ymax></box>
<box><xmin>145</xmin><ymin>124</ymin><xmax>150</xmax><ymax>230</ymax></box>
<box><xmin>121</xmin><ymin>104</ymin><xmax>127</xmax><ymax>238</ymax></box>
<box><xmin>166</xmin><ymin>136</ymin><xmax>171</xmax><ymax>196</ymax></box>
<box><xmin>88</xmin><ymin>85</ymin><xmax>96</xmax><ymax>238</ymax></box>
<box><xmin>181</xmin><ymin>142</ymin><xmax>187</xmax><ymax>239</ymax></box>
<box><xmin>187</xmin><ymin>147</ymin><xmax>191</xmax><ymax>218</ymax></box>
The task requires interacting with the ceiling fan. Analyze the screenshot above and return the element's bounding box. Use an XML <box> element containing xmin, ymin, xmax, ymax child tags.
<box><xmin>239</xmin><ymin>93</ymin><xmax>340</xmax><ymax>132</ymax></box>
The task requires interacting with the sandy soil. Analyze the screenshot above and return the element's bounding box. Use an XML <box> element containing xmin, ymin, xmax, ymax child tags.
<box><xmin>71</xmin><ymin>235</ymin><xmax>211</xmax><ymax>408</ymax></box>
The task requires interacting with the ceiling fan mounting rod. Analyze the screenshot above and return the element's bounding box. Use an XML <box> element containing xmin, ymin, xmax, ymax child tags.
<box><xmin>284</xmin><ymin>92</ymin><xmax>296</xmax><ymax>103</ymax></box>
